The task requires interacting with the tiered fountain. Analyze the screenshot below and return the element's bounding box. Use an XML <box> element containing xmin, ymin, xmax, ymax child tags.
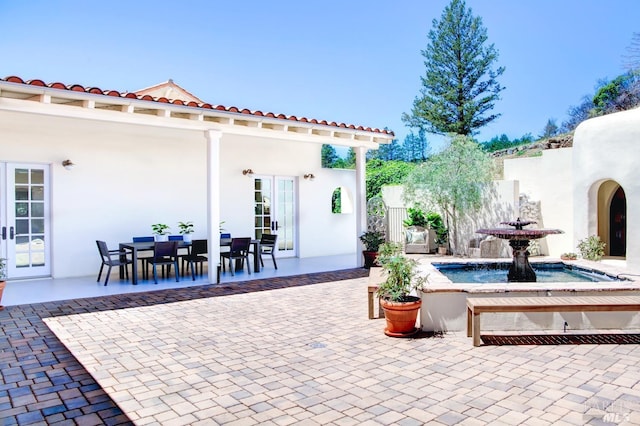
<box><xmin>476</xmin><ymin>218</ymin><xmax>563</xmax><ymax>282</ymax></box>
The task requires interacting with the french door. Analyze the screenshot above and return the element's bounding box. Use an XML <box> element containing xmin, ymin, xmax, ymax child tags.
<box><xmin>252</xmin><ymin>175</ymin><xmax>296</xmax><ymax>258</ymax></box>
<box><xmin>1</xmin><ymin>163</ymin><xmax>51</xmax><ymax>279</ymax></box>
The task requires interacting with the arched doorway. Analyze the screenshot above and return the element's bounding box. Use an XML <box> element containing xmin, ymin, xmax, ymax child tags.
<box><xmin>597</xmin><ymin>181</ymin><xmax>626</xmax><ymax>257</ymax></box>
<box><xmin>609</xmin><ymin>186</ymin><xmax>626</xmax><ymax>256</ymax></box>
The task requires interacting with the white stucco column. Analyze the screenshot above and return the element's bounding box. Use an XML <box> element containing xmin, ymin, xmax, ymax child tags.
<box><xmin>206</xmin><ymin>129</ymin><xmax>222</xmax><ymax>283</ymax></box>
<box><xmin>355</xmin><ymin>146</ymin><xmax>367</xmax><ymax>267</ymax></box>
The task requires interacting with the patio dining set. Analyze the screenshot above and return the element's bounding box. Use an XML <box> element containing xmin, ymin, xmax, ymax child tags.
<box><xmin>96</xmin><ymin>233</ymin><xmax>278</xmax><ymax>286</ymax></box>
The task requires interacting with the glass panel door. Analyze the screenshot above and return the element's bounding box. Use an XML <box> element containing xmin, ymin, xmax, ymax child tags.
<box><xmin>3</xmin><ymin>163</ymin><xmax>51</xmax><ymax>278</ymax></box>
<box><xmin>253</xmin><ymin>175</ymin><xmax>296</xmax><ymax>257</ymax></box>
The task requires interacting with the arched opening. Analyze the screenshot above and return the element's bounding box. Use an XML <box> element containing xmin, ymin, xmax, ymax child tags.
<box><xmin>331</xmin><ymin>186</ymin><xmax>353</xmax><ymax>214</ymax></box>
<box><xmin>609</xmin><ymin>186</ymin><xmax>626</xmax><ymax>256</ymax></box>
<box><xmin>596</xmin><ymin>181</ymin><xmax>626</xmax><ymax>257</ymax></box>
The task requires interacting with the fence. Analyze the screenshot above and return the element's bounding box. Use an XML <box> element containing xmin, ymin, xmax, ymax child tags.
<box><xmin>387</xmin><ymin>207</ymin><xmax>408</xmax><ymax>244</ymax></box>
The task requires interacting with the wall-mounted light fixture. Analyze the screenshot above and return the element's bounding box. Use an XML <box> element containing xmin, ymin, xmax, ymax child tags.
<box><xmin>62</xmin><ymin>159</ymin><xmax>75</xmax><ymax>170</ymax></box>
<box><xmin>242</xmin><ymin>169</ymin><xmax>254</xmax><ymax>176</ymax></box>
<box><xmin>303</xmin><ymin>173</ymin><xmax>315</xmax><ymax>181</ymax></box>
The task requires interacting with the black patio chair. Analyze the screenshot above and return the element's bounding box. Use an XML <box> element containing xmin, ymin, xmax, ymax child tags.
<box><xmin>220</xmin><ymin>237</ymin><xmax>251</xmax><ymax>276</ymax></box>
<box><xmin>146</xmin><ymin>241</ymin><xmax>181</xmax><ymax>284</ymax></box>
<box><xmin>96</xmin><ymin>240</ymin><xmax>133</xmax><ymax>286</ymax></box>
<box><xmin>181</xmin><ymin>239</ymin><xmax>208</xmax><ymax>279</ymax></box>
<box><xmin>250</xmin><ymin>233</ymin><xmax>278</xmax><ymax>269</ymax></box>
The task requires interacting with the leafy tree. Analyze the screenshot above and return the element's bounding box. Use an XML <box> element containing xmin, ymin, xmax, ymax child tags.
<box><xmin>402</xmin><ymin>129</ymin><xmax>430</xmax><ymax>162</ymax></box>
<box><xmin>369</xmin><ymin>138</ymin><xmax>406</xmax><ymax>161</ymax></box>
<box><xmin>480</xmin><ymin>133</ymin><xmax>533</xmax><ymax>152</ymax></box>
<box><xmin>403</xmin><ymin>135</ymin><xmax>494</xmax><ymax>254</ymax></box>
<box><xmin>592</xmin><ymin>71</ymin><xmax>640</xmax><ymax>115</ymax></box>
<box><xmin>321</xmin><ymin>144</ymin><xmax>339</xmax><ymax>168</ymax></box>
<box><xmin>539</xmin><ymin>118</ymin><xmax>559</xmax><ymax>139</ymax></box>
<box><xmin>560</xmin><ymin>95</ymin><xmax>595</xmax><ymax>133</ymax></box>
<box><xmin>402</xmin><ymin>0</ymin><xmax>504</xmax><ymax>136</ymax></box>
<box><xmin>365</xmin><ymin>159</ymin><xmax>416</xmax><ymax>200</ymax></box>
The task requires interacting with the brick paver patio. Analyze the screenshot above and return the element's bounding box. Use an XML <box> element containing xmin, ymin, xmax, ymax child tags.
<box><xmin>2</xmin><ymin>268</ymin><xmax>640</xmax><ymax>425</ymax></box>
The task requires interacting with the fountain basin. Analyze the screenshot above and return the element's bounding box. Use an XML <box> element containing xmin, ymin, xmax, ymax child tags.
<box><xmin>418</xmin><ymin>258</ymin><xmax>640</xmax><ymax>333</ymax></box>
<box><xmin>434</xmin><ymin>262</ymin><xmax>623</xmax><ymax>283</ymax></box>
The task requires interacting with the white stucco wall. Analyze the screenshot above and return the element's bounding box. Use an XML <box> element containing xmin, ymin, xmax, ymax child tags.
<box><xmin>1</xmin><ymin>109</ymin><xmax>360</xmax><ymax>278</ymax></box>
<box><xmin>503</xmin><ymin>148</ymin><xmax>574</xmax><ymax>256</ymax></box>
<box><xmin>573</xmin><ymin>107</ymin><xmax>640</xmax><ymax>269</ymax></box>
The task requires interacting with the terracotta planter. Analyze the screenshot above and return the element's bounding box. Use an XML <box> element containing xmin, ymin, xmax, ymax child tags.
<box><xmin>380</xmin><ymin>296</ymin><xmax>421</xmax><ymax>337</ymax></box>
<box><xmin>0</xmin><ymin>281</ymin><xmax>5</xmax><ymax>310</ymax></box>
<box><xmin>362</xmin><ymin>251</ymin><xmax>378</xmax><ymax>269</ymax></box>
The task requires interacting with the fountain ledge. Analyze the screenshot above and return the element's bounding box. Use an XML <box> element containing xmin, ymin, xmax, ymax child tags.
<box><xmin>416</xmin><ymin>257</ymin><xmax>640</xmax><ymax>333</ymax></box>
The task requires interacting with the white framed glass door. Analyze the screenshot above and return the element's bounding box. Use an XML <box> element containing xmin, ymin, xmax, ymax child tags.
<box><xmin>1</xmin><ymin>163</ymin><xmax>51</xmax><ymax>279</ymax></box>
<box><xmin>253</xmin><ymin>175</ymin><xmax>296</xmax><ymax>257</ymax></box>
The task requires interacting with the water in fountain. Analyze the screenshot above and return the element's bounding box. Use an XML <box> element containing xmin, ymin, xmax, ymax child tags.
<box><xmin>476</xmin><ymin>218</ymin><xmax>563</xmax><ymax>282</ymax></box>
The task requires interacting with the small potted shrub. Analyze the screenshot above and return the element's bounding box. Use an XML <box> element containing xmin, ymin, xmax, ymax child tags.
<box><xmin>178</xmin><ymin>221</ymin><xmax>194</xmax><ymax>243</ymax></box>
<box><xmin>359</xmin><ymin>230</ymin><xmax>386</xmax><ymax>268</ymax></box>
<box><xmin>560</xmin><ymin>252</ymin><xmax>578</xmax><ymax>261</ymax></box>
<box><xmin>577</xmin><ymin>235</ymin><xmax>606</xmax><ymax>261</ymax></box>
<box><xmin>376</xmin><ymin>242</ymin><xmax>427</xmax><ymax>337</ymax></box>
<box><xmin>151</xmin><ymin>223</ymin><xmax>171</xmax><ymax>241</ymax></box>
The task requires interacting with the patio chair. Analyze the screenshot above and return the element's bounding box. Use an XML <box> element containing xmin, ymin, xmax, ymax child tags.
<box><xmin>250</xmin><ymin>233</ymin><xmax>278</xmax><ymax>269</ymax></box>
<box><xmin>181</xmin><ymin>239</ymin><xmax>208</xmax><ymax>279</ymax></box>
<box><xmin>146</xmin><ymin>241</ymin><xmax>181</xmax><ymax>284</ymax></box>
<box><xmin>96</xmin><ymin>240</ymin><xmax>133</xmax><ymax>286</ymax></box>
<box><xmin>132</xmin><ymin>236</ymin><xmax>154</xmax><ymax>279</ymax></box>
<box><xmin>220</xmin><ymin>237</ymin><xmax>251</xmax><ymax>276</ymax></box>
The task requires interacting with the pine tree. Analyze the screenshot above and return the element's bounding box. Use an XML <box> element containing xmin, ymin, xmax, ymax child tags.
<box><xmin>403</xmin><ymin>0</ymin><xmax>504</xmax><ymax>136</ymax></box>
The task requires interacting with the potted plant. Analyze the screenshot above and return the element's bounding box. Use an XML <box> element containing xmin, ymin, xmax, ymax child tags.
<box><xmin>359</xmin><ymin>230</ymin><xmax>386</xmax><ymax>268</ymax></box>
<box><xmin>151</xmin><ymin>223</ymin><xmax>171</xmax><ymax>241</ymax></box>
<box><xmin>560</xmin><ymin>252</ymin><xmax>578</xmax><ymax>261</ymax></box>
<box><xmin>435</xmin><ymin>228</ymin><xmax>449</xmax><ymax>255</ymax></box>
<box><xmin>376</xmin><ymin>242</ymin><xmax>427</xmax><ymax>337</ymax></box>
<box><xmin>577</xmin><ymin>235</ymin><xmax>606</xmax><ymax>261</ymax></box>
<box><xmin>178</xmin><ymin>221</ymin><xmax>194</xmax><ymax>243</ymax></box>
<box><xmin>0</xmin><ymin>257</ymin><xmax>5</xmax><ymax>310</ymax></box>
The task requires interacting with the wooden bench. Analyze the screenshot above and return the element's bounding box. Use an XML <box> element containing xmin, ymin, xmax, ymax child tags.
<box><xmin>467</xmin><ymin>296</ymin><xmax>640</xmax><ymax>346</ymax></box>
<box><xmin>368</xmin><ymin>267</ymin><xmax>385</xmax><ymax>319</ymax></box>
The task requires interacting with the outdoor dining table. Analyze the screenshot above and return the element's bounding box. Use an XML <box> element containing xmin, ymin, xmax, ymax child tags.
<box><xmin>119</xmin><ymin>238</ymin><xmax>261</xmax><ymax>284</ymax></box>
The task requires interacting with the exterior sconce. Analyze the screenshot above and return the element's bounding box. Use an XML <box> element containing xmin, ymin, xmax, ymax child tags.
<box><xmin>303</xmin><ymin>173</ymin><xmax>315</xmax><ymax>181</ymax></box>
<box><xmin>62</xmin><ymin>159</ymin><xmax>75</xmax><ymax>170</ymax></box>
<box><xmin>242</xmin><ymin>169</ymin><xmax>254</xmax><ymax>176</ymax></box>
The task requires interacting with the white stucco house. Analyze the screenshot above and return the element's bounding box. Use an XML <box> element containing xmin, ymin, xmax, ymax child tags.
<box><xmin>0</xmin><ymin>76</ymin><xmax>394</xmax><ymax>283</ymax></box>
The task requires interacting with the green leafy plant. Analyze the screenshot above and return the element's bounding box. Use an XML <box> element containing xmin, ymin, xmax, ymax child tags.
<box><xmin>359</xmin><ymin>231</ymin><xmax>386</xmax><ymax>252</ymax></box>
<box><xmin>425</xmin><ymin>212</ymin><xmax>448</xmax><ymax>245</ymax></box>
<box><xmin>577</xmin><ymin>235</ymin><xmax>606</xmax><ymax>261</ymax></box>
<box><xmin>178</xmin><ymin>221</ymin><xmax>194</xmax><ymax>235</ymax></box>
<box><xmin>560</xmin><ymin>252</ymin><xmax>578</xmax><ymax>260</ymax></box>
<box><xmin>151</xmin><ymin>223</ymin><xmax>171</xmax><ymax>235</ymax></box>
<box><xmin>376</xmin><ymin>242</ymin><xmax>427</xmax><ymax>302</ymax></box>
<box><xmin>403</xmin><ymin>207</ymin><xmax>428</xmax><ymax>227</ymax></box>
<box><xmin>0</xmin><ymin>257</ymin><xmax>6</xmax><ymax>280</ymax></box>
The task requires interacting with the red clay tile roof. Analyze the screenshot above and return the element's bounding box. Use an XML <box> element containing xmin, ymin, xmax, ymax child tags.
<box><xmin>1</xmin><ymin>76</ymin><xmax>394</xmax><ymax>136</ymax></box>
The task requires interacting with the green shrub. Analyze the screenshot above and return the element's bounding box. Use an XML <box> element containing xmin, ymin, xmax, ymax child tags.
<box><xmin>577</xmin><ymin>235</ymin><xmax>606</xmax><ymax>261</ymax></box>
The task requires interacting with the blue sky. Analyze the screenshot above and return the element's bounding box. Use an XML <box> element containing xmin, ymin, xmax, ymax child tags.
<box><xmin>1</xmin><ymin>0</ymin><xmax>638</xmax><ymax>152</ymax></box>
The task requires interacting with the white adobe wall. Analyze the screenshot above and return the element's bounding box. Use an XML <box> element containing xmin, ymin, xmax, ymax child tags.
<box><xmin>573</xmin><ymin>107</ymin><xmax>640</xmax><ymax>269</ymax></box>
<box><xmin>220</xmin><ymin>134</ymin><xmax>357</xmax><ymax>258</ymax></box>
<box><xmin>503</xmin><ymin>148</ymin><xmax>574</xmax><ymax>256</ymax></box>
